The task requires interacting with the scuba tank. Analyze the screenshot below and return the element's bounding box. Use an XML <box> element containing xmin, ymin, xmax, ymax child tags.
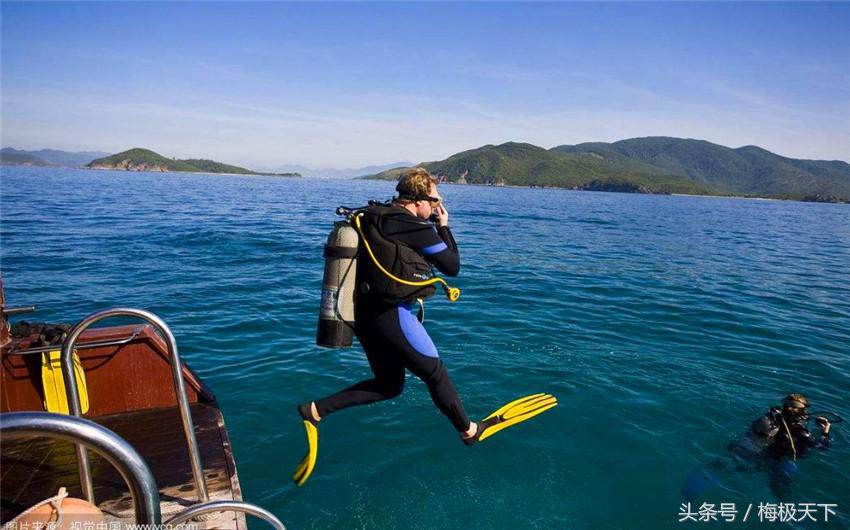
<box><xmin>316</xmin><ymin>220</ymin><xmax>358</xmax><ymax>348</ymax></box>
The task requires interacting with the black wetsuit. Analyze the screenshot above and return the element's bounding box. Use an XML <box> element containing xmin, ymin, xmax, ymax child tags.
<box><xmin>314</xmin><ymin>205</ymin><xmax>470</xmax><ymax>432</ymax></box>
<box><xmin>749</xmin><ymin>408</ymin><xmax>831</xmax><ymax>459</ymax></box>
<box><xmin>750</xmin><ymin>407</ymin><xmax>829</xmax><ymax>458</ymax></box>
<box><xmin>747</xmin><ymin>408</ymin><xmax>830</xmax><ymax>499</ymax></box>
<box><xmin>688</xmin><ymin>408</ymin><xmax>832</xmax><ymax>501</ymax></box>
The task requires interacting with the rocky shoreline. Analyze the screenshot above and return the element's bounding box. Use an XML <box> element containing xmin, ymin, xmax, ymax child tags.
<box><xmin>89</xmin><ymin>160</ymin><xmax>170</xmax><ymax>172</ymax></box>
<box><xmin>442</xmin><ymin>179</ymin><xmax>847</xmax><ymax>203</ymax></box>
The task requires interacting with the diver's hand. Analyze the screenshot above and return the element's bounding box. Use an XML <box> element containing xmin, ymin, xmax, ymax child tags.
<box><xmin>435</xmin><ymin>204</ymin><xmax>449</xmax><ymax>227</ymax></box>
<box><xmin>816</xmin><ymin>417</ymin><xmax>831</xmax><ymax>433</ymax></box>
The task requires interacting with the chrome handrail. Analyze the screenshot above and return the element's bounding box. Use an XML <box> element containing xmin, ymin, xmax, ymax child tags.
<box><xmin>60</xmin><ymin>308</ymin><xmax>209</xmax><ymax>504</ymax></box>
<box><xmin>0</xmin><ymin>411</ymin><xmax>162</xmax><ymax>525</ymax></box>
<box><xmin>165</xmin><ymin>501</ymin><xmax>286</xmax><ymax>530</ymax></box>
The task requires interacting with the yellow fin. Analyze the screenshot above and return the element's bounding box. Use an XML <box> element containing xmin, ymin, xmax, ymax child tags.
<box><xmin>483</xmin><ymin>393</ymin><xmax>548</xmax><ymax>421</ymax></box>
<box><xmin>478</xmin><ymin>393</ymin><xmax>557</xmax><ymax>442</ymax></box>
<box><xmin>293</xmin><ymin>420</ymin><xmax>318</xmax><ymax>486</ymax></box>
<box><xmin>41</xmin><ymin>350</ymin><xmax>89</xmax><ymax>415</ymax></box>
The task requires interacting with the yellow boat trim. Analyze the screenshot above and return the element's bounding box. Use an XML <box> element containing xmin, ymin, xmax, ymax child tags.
<box><xmin>41</xmin><ymin>350</ymin><xmax>89</xmax><ymax>415</ymax></box>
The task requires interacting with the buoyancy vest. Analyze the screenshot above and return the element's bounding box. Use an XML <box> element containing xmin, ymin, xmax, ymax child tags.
<box><xmin>357</xmin><ymin>204</ymin><xmax>437</xmax><ymax>303</ymax></box>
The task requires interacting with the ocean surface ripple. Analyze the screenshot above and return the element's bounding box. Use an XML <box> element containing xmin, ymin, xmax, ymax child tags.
<box><xmin>2</xmin><ymin>168</ymin><xmax>849</xmax><ymax>529</ymax></box>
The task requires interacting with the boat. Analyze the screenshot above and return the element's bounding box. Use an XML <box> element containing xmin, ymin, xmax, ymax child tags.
<box><xmin>0</xmin><ymin>275</ymin><xmax>286</xmax><ymax>529</ymax></box>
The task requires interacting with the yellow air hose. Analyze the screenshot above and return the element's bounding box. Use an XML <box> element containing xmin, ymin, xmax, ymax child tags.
<box><xmin>354</xmin><ymin>214</ymin><xmax>460</xmax><ymax>302</ymax></box>
<box><xmin>780</xmin><ymin>416</ymin><xmax>797</xmax><ymax>461</ymax></box>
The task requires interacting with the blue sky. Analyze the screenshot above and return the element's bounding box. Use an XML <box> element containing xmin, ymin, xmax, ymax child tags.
<box><xmin>2</xmin><ymin>2</ymin><xmax>848</xmax><ymax>168</ymax></box>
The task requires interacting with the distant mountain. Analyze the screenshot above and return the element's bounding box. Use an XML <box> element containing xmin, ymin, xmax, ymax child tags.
<box><xmin>0</xmin><ymin>151</ymin><xmax>54</xmax><ymax>167</ymax></box>
<box><xmin>553</xmin><ymin>137</ymin><xmax>850</xmax><ymax>200</ymax></box>
<box><xmin>371</xmin><ymin>142</ymin><xmax>712</xmax><ymax>194</ymax></box>
<box><xmin>349</xmin><ymin>162</ymin><xmax>415</xmax><ymax>179</ymax></box>
<box><xmin>367</xmin><ymin>137</ymin><xmax>850</xmax><ymax>202</ymax></box>
<box><xmin>258</xmin><ymin>162</ymin><xmax>414</xmax><ymax>179</ymax></box>
<box><xmin>1</xmin><ymin>147</ymin><xmax>109</xmax><ymax>167</ymax></box>
<box><xmin>87</xmin><ymin>148</ymin><xmax>300</xmax><ymax>176</ymax></box>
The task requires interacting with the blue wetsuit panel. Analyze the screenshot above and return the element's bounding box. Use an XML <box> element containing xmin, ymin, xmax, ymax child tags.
<box><xmin>397</xmin><ymin>305</ymin><xmax>439</xmax><ymax>358</ymax></box>
<box><xmin>419</xmin><ymin>240</ymin><xmax>448</xmax><ymax>255</ymax></box>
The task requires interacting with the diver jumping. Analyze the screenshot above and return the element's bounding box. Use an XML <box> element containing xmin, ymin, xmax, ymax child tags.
<box><xmin>293</xmin><ymin>168</ymin><xmax>557</xmax><ymax>486</ymax></box>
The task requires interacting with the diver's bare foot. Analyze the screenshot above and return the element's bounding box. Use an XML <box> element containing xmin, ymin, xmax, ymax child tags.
<box><xmin>298</xmin><ymin>402</ymin><xmax>321</xmax><ymax>424</ymax></box>
<box><xmin>462</xmin><ymin>422</ymin><xmax>477</xmax><ymax>439</ymax></box>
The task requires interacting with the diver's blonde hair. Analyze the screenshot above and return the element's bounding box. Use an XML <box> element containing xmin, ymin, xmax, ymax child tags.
<box><xmin>396</xmin><ymin>167</ymin><xmax>437</xmax><ymax>202</ymax></box>
<box><xmin>783</xmin><ymin>394</ymin><xmax>809</xmax><ymax>409</ymax></box>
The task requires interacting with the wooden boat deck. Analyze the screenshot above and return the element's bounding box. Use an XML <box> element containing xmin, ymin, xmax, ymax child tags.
<box><xmin>1</xmin><ymin>403</ymin><xmax>245</xmax><ymax>529</ymax></box>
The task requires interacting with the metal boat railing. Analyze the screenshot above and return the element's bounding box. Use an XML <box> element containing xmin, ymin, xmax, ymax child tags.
<box><xmin>1</xmin><ymin>413</ymin><xmax>288</xmax><ymax>530</ymax></box>
<box><xmin>166</xmin><ymin>501</ymin><xmax>287</xmax><ymax>530</ymax></box>
<box><xmin>0</xmin><ymin>411</ymin><xmax>161</xmax><ymax>525</ymax></box>
<box><xmin>59</xmin><ymin>308</ymin><xmax>209</xmax><ymax>504</ymax></box>
<box><xmin>6</xmin><ymin>327</ymin><xmax>143</xmax><ymax>356</ymax></box>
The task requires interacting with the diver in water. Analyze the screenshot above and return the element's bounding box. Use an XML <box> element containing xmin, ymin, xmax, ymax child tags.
<box><xmin>293</xmin><ymin>168</ymin><xmax>557</xmax><ymax>485</ymax></box>
<box><xmin>683</xmin><ymin>393</ymin><xmax>835</xmax><ymax>501</ymax></box>
<box><xmin>747</xmin><ymin>394</ymin><xmax>831</xmax><ymax>456</ymax></box>
<box><xmin>740</xmin><ymin>394</ymin><xmax>831</xmax><ymax>498</ymax></box>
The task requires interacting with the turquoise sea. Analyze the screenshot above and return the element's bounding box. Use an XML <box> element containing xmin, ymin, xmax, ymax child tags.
<box><xmin>2</xmin><ymin>167</ymin><xmax>849</xmax><ymax>529</ymax></box>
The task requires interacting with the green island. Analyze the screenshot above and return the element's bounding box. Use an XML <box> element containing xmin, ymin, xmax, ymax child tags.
<box><xmin>365</xmin><ymin>137</ymin><xmax>850</xmax><ymax>203</ymax></box>
<box><xmin>86</xmin><ymin>148</ymin><xmax>301</xmax><ymax>177</ymax></box>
